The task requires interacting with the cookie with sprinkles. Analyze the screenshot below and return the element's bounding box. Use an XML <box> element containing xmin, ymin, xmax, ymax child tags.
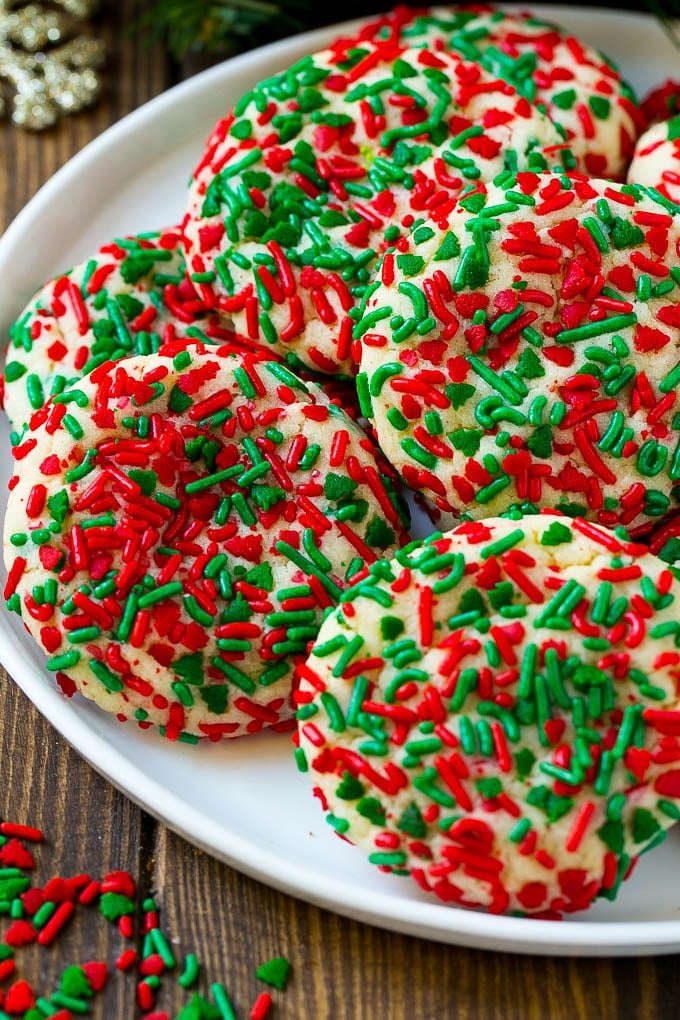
<box><xmin>628</xmin><ymin>117</ymin><xmax>680</xmax><ymax>207</ymax></box>
<box><xmin>296</xmin><ymin>513</ymin><xmax>680</xmax><ymax>916</ymax></box>
<box><xmin>3</xmin><ymin>346</ymin><xmax>409</xmax><ymax>741</ymax></box>
<box><xmin>333</xmin><ymin>5</ymin><xmax>644</xmax><ymax>179</ymax></box>
<box><xmin>4</xmin><ymin>227</ymin><xmax>230</xmax><ymax>436</ymax></box>
<box><xmin>356</xmin><ymin>171</ymin><xmax>680</xmax><ymax>529</ymax></box>
<box><xmin>183</xmin><ymin>36</ymin><xmax>572</xmax><ymax>375</ymax></box>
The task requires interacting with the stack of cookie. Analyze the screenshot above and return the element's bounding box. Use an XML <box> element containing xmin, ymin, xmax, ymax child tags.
<box><xmin>5</xmin><ymin>5</ymin><xmax>680</xmax><ymax>917</ymax></box>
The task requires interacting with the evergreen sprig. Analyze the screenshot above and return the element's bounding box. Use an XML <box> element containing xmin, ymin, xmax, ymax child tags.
<box><xmin>137</xmin><ymin>0</ymin><xmax>315</xmax><ymax>60</ymax></box>
<box><xmin>647</xmin><ymin>0</ymin><xmax>680</xmax><ymax>49</ymax></box>
<box><xmin>139</xmin><ymin>0</ymin><xmax>680</xmax><ymax>62</ymax></box>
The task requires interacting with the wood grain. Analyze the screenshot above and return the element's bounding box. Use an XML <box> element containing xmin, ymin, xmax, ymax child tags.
<box><xmin>0</xmin><ymin>3</ymin><xmax>679</xmax><ymax>1018</ymax></box>
<box><xmin>0</xmin><ymin>3</ymin><xmax>169</xmax><ymax>1014</ymax></box>
<box><xmin>151</xmin><ymin>826</ymin><xmax>680</xmax><ymax>1019</ymax></box>
<box><xmin>0</xmin><ymin>667</ymin><xmax>142</xmax><ymax>1014</ymax></box>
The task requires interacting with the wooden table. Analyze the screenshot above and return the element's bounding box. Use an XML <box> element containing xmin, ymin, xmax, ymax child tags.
<box><xmin>1</xmin><ymin>4</ymin><xmax>679</xmax><ymax>1017</ymax></box>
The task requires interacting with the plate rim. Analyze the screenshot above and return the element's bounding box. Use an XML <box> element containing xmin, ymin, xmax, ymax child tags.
<box><xmin>2</xmin><ymin>5</ymin><xmax>680</xmax><ymax>956</ymax></box>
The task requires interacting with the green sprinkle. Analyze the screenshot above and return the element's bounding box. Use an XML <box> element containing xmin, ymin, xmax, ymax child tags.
<box><xmin>46</xmin><ymin>650</ymin><xmax>81</xmax><ymax>671</ymax></box>
<box><xmin>210</xmin><ymin>658</ymin><xmax>255</xmax><ymax>694</ymax></box>
<box><xmin>299</xmin><ymin>444</ymin><xmax>321</xmax><ymax>471</ymax></box>
<box><xmin>476</xmin><ymin>475</ymin><xmax>511</xmax><ymax>504</ymax></box>
<box><xmin>26</xmin><ymin>373</ymin><xmax>45</xmax><ymax>410</ymax></box>
<box><xmin>276</xmin><ymin>541</ymin><xmax>342</xmax><ymax>600</ymax></box>
<box><xmin>480</xmin><ymin>528</ymin><xmax>523</xmax><ymax>559</ymax></box>
<box><xmin>256</xmin><ymin>956</ymin><xmax>291</xmax><ymax>990</ymax></box>
<box><xmin>404</xmin><ymin>737</ymin><xmax>443</xmax><ymax>757</ymax></box>
<box><xmin>332</xmin><ymin>635</ymin><xmax>364</xmax><ymax>677</ymax></box>
<box><xmin>369</xmin><ymin>362</ymin><xmax>402</xmax><ymax>396</ymax></box>
<box><xmin>177</xmin><ymin>954</ymin><xmax>200</xmax><ymax>990</ymax></box>
<box><xmin>659</xmin><ymin>357</ymin><xmax>680</xmax><ymax>394</ymax></box>
<box><xmin>467</xmin><ymin>354</ymin><xmax>524</xmax><ymax>404</ymax></box>
<box><xmin>65</xmin><ymin>450</ymin><xmax>97</xmax><ymax>483</ymax></box>
<box><xmin>99</xmin><ymin>892</ymin><xmax>135</xmax><ymax>921</ymax></box>
<box><xmin>386</xmin><ymin>406</ymin><xmax>408</xmax><ymax>430</ymax></box>
<box><xmin>509</xmin><ymin>818</ymin><xmax>532</xmax><ymax>843</ymax></box>
<box><xmin>4</xmin><ymin>361</ymin><xmax>27</xmax><ymax>382</ymax></box>
<box><xmin>211</xmin><ymin>983</ymin><xmax>238</xmax><ymax>1020</ymax></box>
<box><xmin>582</xmin><ymin>215</ymin><xmax>609</xmax><ymax>252</ymax></box>
<box><xmin>184</xmin><ymin>466</ymin><xmax>242</xmax><ymax>493</ymax></box>
<box><xmin>49</xmin><ymin>993</ymin><xmax>90</xmax><ymax>1014</ymax></box>
<box><xmin>320</xmin><ymin>692</ymin><xmax>345</xmax><ymax>732</ymax></box>
<box><xmin>555</xmin><ymin>313</ymin><xmax>637</xmax><ymax>345</ymax></box>
<box><xmin>87</xmin><ymin>659</ymin><xmax>124</xmax><ymax>693</ymax></box>
<box><xmin>233</xmin><ymin>366</ymin><xmax>257</xmax><ymax>398</ymax></box>
<box><xmin>400</xmin><ymin>437</ymin><xmax>437</xmax><ymax>469</ymax></box>
<box><xmin>658</xmin><ymin>799</ymin><xmax>680</xmax><ymax>821</ymax></box>
<box><xmin>150</xmin><ymin>926</ymin><xmax>176</xmax><ymax>968</ymax></box>
<box><xmin>346</xmin><ymin>675</ymin><xmax>369</xmax><ymax>727</ymax></box>
<box><xmin>137</xmin><ymin>582</ymin><xmax>183</xmax><ymax>608</ymax></box>
<box><xmin>540</xmin><ymin>521</ymin><xmax>572</xmax><ymax>546</ymax></box>
<box><xmin>534</xmin><ymin>579</ymin><xmax>586</xmax><ymax>626</ymax></box>
<box><xmin>412</xmin><ymin>769</ymin><xmax>455</xmax><ymax>807</ymax></box>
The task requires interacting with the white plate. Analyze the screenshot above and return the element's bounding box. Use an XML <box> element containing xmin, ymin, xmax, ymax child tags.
<box><xmin>1</xmin><ymin>7</ymin><xmax>680</xmax><ymax>957</ymax></box>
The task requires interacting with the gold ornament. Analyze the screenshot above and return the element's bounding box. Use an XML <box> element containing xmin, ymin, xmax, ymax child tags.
<box><xmin>0</xmin><ymin>0</ymin><xmax>105</xmax><ymax>129</ymax></box>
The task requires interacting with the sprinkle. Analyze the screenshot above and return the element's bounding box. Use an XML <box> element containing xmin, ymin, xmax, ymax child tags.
<box><xmin>178</xmin><ymin>953</ymin><xmax>200</xmax><ymax>989</ymax></box>
<box><xmin>212</xmin><ymin>982</ymin><xmax>239</xmax><ymax>1019</ymax></box>
<box><xmin>37</xmin><ymin>902</ymin><xmax>75</xmax><ymax>946</ymax></box>
<box><xmin>256</xmin><ymin>956</ymin><xmax>291</xmax><ymax>990</ymax></box>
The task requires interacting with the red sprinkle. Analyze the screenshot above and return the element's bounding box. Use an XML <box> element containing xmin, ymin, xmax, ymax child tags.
<box><xmin>250</xmin><ymin>991</ymin><xmax>273</xmax><ymax>1020</ymax></box>
<box><xmin>0</xmin><ymin>823</ymin><xmax>43</xmax><ymax>842</ymax></box>
<box><xmin>37</xmin><ymin>901</ymin><xmax>75</xmax><ymax>946</ymax></box>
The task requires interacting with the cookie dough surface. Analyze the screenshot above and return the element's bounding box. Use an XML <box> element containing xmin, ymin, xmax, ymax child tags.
<box><xmin>4</xmin><ymin>227</ymin><xmax>228</xmax><ymax>435</ymax></box>
<box><xmin>297</xmin><ymin>514</ymin><xmax>680</xmax><ymax>915</ymax></box>
<box><xmin>4</xmin><ymin>345</ymin><xmax>409</xmax><ymax>740</ymax></box>
<box><xmin>356</xmin><ymin>172</ymin><xmax>680</xmax><ymax>529</ymax></box>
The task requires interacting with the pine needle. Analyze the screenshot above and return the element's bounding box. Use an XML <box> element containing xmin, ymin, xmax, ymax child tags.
<box><xmin>647</xmin><ymin>0</ymin><xmax>680</xmax><ymax>51</ymax></box>
<box><xmin>137</xmin><ymin>0</ymin><xmax>314</xmax><ymax>60</ymax></box>
<box><xmin>136</xmin><ymin>0</ymin><xmax>680</xmax><ymax>63</ymax></box>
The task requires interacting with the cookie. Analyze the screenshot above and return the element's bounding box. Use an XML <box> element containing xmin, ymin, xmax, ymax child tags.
<box><xmin>356</xmin><ymin>171</ymin><xmax>680</xmax><ymax>529</ymax></box>
<box><xmin>296</xmin><ymin>513</ymin><xmax>680</xmax><ymax>916</ymax></box>
<box><xmin>628</xmin><ymin>117</ymin><xmax>680</xmax><ymax>207</ymax></box>
<box><xmin>335</xmin><ymin>5</ymin><xmax>643</xmax><ymax>178</ymax></box>
<box><xmin>4</xmin><ymin>227</ymin><xmax>229</xmax><ymax>435</ymax></box>
<box><xmin>183</xmin><ymin>38</ymin><xmax>571</xmax><ymax>375</ymax></box>
<box><xmin>3</xmin><ymin>345</ymin><xmax>409</xmax><ymax>740</ymax></box>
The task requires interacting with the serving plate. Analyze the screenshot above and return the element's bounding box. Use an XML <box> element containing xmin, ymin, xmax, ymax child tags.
<box><xmin>1</xmin><ymin>7</ymin><xmax>680</xmax><ymax>956</ymax></box>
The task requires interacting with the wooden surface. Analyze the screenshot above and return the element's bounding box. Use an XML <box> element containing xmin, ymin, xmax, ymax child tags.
<box><xmin>0</xmin><ymin>3</ymin><xmax>679</xmax><ymax>1018</ymax></box>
